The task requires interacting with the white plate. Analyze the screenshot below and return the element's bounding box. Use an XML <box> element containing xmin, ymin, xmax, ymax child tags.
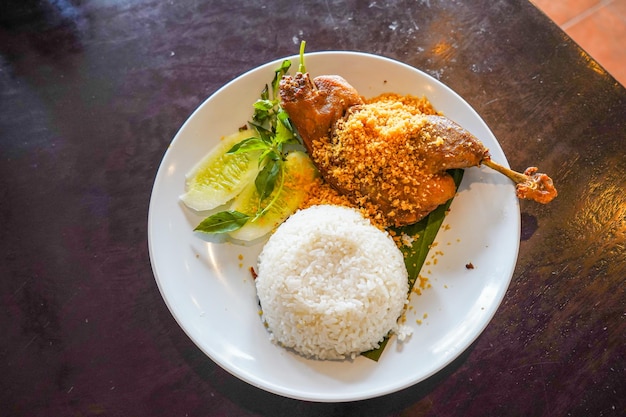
<box><xmin>148</xmin><ymin>52</ymin><xmax>520</xmax><ymax>402</ymax></box>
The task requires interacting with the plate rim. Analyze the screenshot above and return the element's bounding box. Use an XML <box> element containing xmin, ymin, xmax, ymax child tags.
<box><xmin>148</xmin><ymin>50</ymin><xmax>521</xmax><ymax>402</ymax></box>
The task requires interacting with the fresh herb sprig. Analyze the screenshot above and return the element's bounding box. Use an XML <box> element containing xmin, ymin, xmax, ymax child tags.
<box><xmin>298</xmin><ymin>40</ymin><xmax>306</xmax><ymax>73</ymax></box>
<box><xmin>194</xmin><ymin>59</ymin><xmax>300</xmax><ymax>235</ymax></box>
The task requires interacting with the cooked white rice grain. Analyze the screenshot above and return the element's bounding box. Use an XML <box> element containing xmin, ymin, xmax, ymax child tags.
<box><xmin>255</xmin><ymin>205</ymin><xmax>409</xmax><ymax>360</ymax></box>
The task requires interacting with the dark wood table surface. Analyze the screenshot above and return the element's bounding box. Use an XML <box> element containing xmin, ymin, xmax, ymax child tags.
<box><xmin>1</xmin><ymin>0</ymin><xmax>624</xmax><ymax>415</ymax></box>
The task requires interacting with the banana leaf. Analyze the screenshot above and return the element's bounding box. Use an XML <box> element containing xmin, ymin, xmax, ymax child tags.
<box><xmin>362</xmin><ymin>169</ymin><xmax>464</xmax><ymax>361</ymax></box>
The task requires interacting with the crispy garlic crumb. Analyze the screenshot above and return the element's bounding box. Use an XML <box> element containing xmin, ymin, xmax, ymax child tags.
<box><xmin>299</xmin><ymin>177</ymin><xmax>389</xmax><ymax>229</ymax></box>
<box><xmin>411</xmin><ymin>274</ymin><xmax>431</xmax><ymax>296</ymax></box>
<box><xmin>301</xmin><ymin>93</ymin><xmax>446</xmax><ymax>227</ymax></box>
<box><xmin>400</xmin><ymin>233</ymin><xmax>416</xmax><ymax>247</ymax></box>
<box><xmin>298</xmin><ymin>92</ymin><xmax>458</xmax><ymax>231</ymax></box>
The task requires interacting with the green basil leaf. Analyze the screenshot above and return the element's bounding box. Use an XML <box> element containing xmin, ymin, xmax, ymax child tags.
<box><xmin>253</xmin><ymin>99</ymin><xmax>275</xmax><ymax>111</ymax></box>
<box><xmin>227</xmin><ymin>137</ymin><xmax>268</xmax><ymax>154</ymax></box>
<box><xmin>253</xmin><ymin>91</ymin><xmax>274</xmax><ymax>125</ymax></box>
<box><xmin>252</xmin><ymin>110</ymin><xmax>270</xmax><ymax>125</ymax></box>
<box><xmin>277</xmin><ymin>109</ymin><xmax>293</xmax><ymax>129</ymax></box>
<box><xmin>255</xmin><ymin>159</ymin><xmax>281</xmax><ymax>201</ymax></box>
<box><xmin>274</xmin><ymin>120</ymin><xmax>296</xmax><ymax>147</ymax></box>
<box><xmin>249</xmin><ymin>121</ymin><xmax>273</xmax><ymax>143</ymax></box>
<box><xmin>194</xmin><ymin>211</ymin><xmax>250</xmax><ymax>234</ymax></box>
<box><xmin>271</xmin><ymin>60</ymin><xmax>292</xmax><ymax>98</ymax></box>
<box><xmin>260</xmin><ymin>84</ymin><xmax>269</xmax><ymax>101</ymax></box>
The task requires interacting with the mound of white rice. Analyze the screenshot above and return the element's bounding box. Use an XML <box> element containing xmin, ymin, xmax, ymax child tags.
<box><xmin>255</xmin><ymin>205</ymin><xmax>410</xmax><ymax>360</ymax></box>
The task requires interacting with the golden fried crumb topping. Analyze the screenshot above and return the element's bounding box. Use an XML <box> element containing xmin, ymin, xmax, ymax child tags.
<box><xmin>300</xmin><ymin>93</ymin><xmax>444</xmax><ymax>228</ymax></box>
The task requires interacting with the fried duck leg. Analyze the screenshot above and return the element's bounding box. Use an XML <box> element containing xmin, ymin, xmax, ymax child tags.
<box><xmin>423</xmin><ymin>115</ymin><xmax>558</xmax><ymax>204</ymax></box>
<box><xmin>279</xmin><ymin>72</ymin><xmax>557</xmax><ymax>226</ymax></box>
<box><xmin>279</xmin><ymin>72</ymin><xmax>364</xmax><ymax>156</ymax></box>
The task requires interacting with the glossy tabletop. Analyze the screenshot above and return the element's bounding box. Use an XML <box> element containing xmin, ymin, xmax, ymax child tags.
<box><xmin>1</xmin><ymin>0</ymin><xmax>624</xmax><ymax>416</ymax></box>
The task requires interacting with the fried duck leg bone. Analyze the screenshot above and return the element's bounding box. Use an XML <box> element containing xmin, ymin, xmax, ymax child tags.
<box><xmin>481</xmin><ymin>160</ymin><xmax>557</xmax><ymax>204</ymax></box>
<box><xmin>279</xmin><ymin>72</ymin><xmax>557</xmax><ymax>227</ymax></box>
<box><xmin>418</xmin><ymin>114</ymin><xmax>557</xmax><ymax>205</ymax></box>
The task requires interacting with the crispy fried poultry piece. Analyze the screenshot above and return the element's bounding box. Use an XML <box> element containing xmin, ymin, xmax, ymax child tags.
<box><xmin>279</xmin><ymin>72</ymin><xmax>364</xmax><ymax>156</ymax></box>
<box><xmin>279</xmin><ymin>72</ymin><xmax>557</xmax><ymax>227</ymax></box>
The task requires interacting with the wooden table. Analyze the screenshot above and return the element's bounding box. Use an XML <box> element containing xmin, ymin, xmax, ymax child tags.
<box><xmin>1</xmin><ymin>0</ymin><xmax>624</xmax><ymax>415</ymax></box>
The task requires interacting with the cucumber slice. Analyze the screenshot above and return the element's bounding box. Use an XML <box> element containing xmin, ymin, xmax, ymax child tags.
<box><xmin>228</xmin><ymin>151</ymin><xmax>318</xmax><ymax>241</ymax></box>
<box><xmin>180</xmin><ymin>130</ymin><xmax>260</xmax><ymax>211</ymax></box>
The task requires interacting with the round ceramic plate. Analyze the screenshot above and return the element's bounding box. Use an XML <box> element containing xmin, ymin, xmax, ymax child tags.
<box><xmin>148</xmin><ymin>52</ymin><xmax>520</xmax><ymax>402</ymax></box>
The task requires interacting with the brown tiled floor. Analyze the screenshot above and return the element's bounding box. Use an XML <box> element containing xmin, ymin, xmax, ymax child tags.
<box><xmin>531</xmin><ymin>0</ymin><xmax>626</xmax><ymax>86</ymax></box>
